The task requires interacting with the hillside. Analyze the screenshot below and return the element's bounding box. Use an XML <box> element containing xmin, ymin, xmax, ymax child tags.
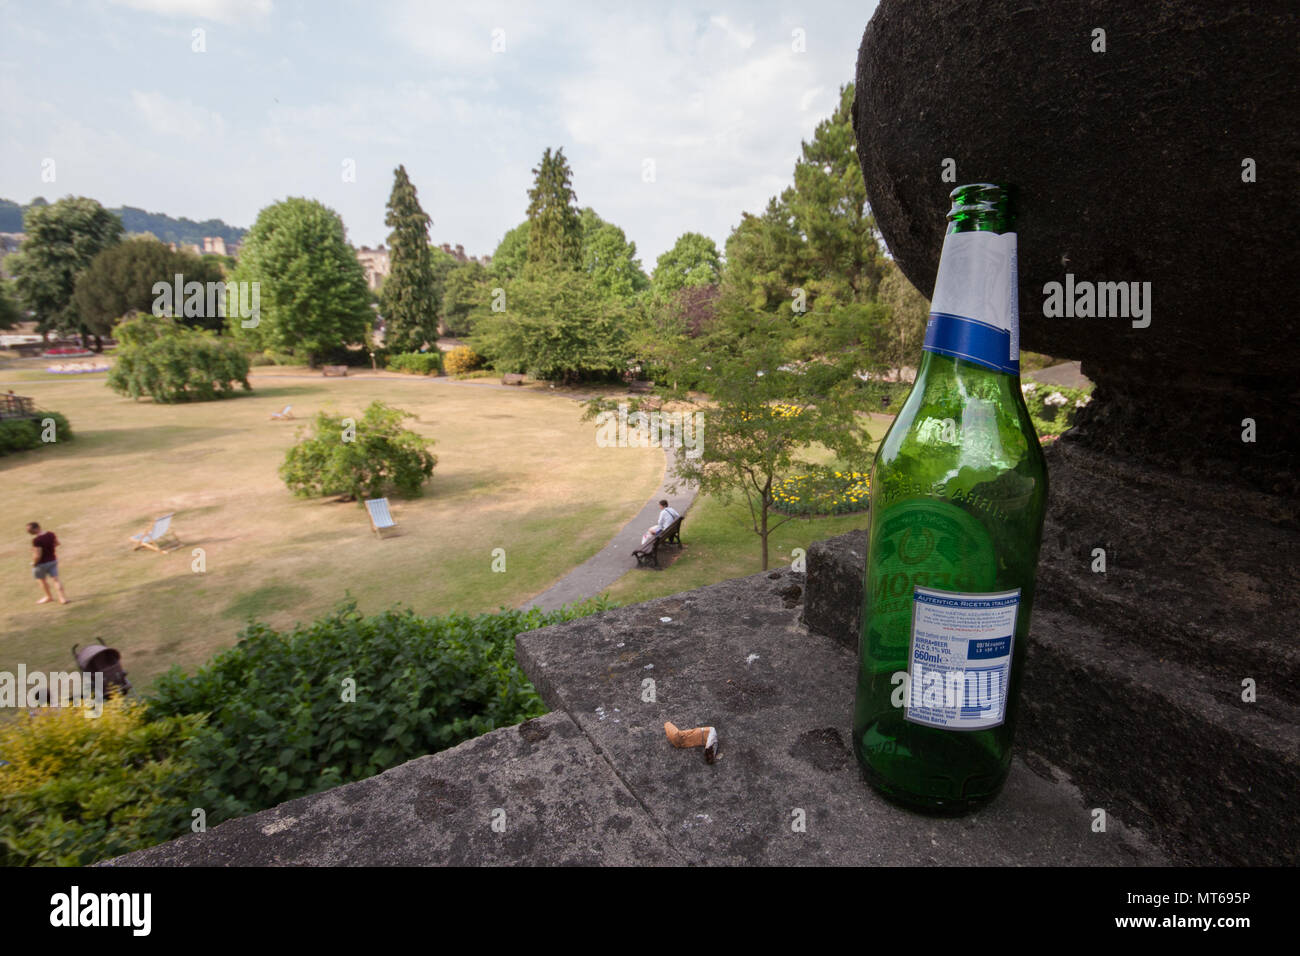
<box><xmin>0</xmin><ymin>197</ymin><xmax>245</xmax><ymax>246</ymax></box>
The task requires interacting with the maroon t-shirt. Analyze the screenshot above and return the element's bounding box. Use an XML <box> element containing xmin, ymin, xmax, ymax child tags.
<box><xmin>33</xmin><ymin>531</ymin><xmax>57</xmax><ymax>564</ymax></box>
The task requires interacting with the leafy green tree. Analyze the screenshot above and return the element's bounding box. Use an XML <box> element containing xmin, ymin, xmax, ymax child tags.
<box><xmin>490</xmin><ymin>221</ymin><xmax>530</xmax><ymax>280</ymax></box>
<box><xmin>594</xmin><ymin>308</ymin><xmax>870</xmax><ymax>569</ymax></box>
<box><xmin>471</xmin><ymin>269</ymin><xmax>630</xmax><ymax>384</ymax></box>
<box><xmin>440</xmin><ymin>259</ymin><xmax>490</xmax><ymax>337</ymax></box>
<box><xmin>280</xmin><ymin>401</ymin><xmax>437</xmax><ymax>500</ymax></box>
<box><xmin>72</xmin><ymin>237</ymin><xmax>226</xmax><ymax>336</ymax></box>
<box><xmin>429</xmin><ymin>245</ymin><xmax>460</xmax><ymax>324</ymax></box>
<box><xmin>107</xmin><ymin>313</ymin><xmax>251</xmax><ymax>403</ymax></box>
<box><xmin>230</xmin><ymin>198</ymin><xmax>371</xmax><ymax>365</ymax></box>
<box><xmin>720</xmin><ymin>84</ymin><xmax>884</xmax><ymax>315</ymax></box>
<box><xmin>9</xmin><ymin>197</ymin><xmax>123</xmax><ymax>342</ymax></box>
<box><xmin>580</xmin><ymin>208</ymin><xmax>648</xmax><ymax>300</ymax></box>
<box><xmin>786</xmin><ymin>84</ymin><xmax>883</xmax><ymax>304</ymax></box>
<box><xmin>524</xmin><ymin>147</ymin><xmax>582</xmax><ymax>273</ymax></box>
<box><xmin>719</xmin><ymin>197</ymin><xmax>805</xmax><ymax>314</ymax></box>
<box><xmin>876</xmin><ymin>259</ymin><xmax>931</xmax><ymax>376</ymax></box>
<box><xmin>379</xmin><ymin>166</ymin><xmax>439</xmax><ymax>352</ymax></box>
<box><xmin>0</xmin><ymin>280</ymin><xmax>22</xmax><ymax>329</ymax></box>
<box><xmin>652</xmin><ymin>232</ymin><xmax>721</xmax><ymax>297</ymax></box>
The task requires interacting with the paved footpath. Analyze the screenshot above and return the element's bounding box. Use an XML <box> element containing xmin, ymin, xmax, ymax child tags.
<box><xmin>416</xmin><ymin>377</ymin><xmax>700</xmax><ymax>610</ymax></box>
<box><xmin>523</xmin><ymin>447</ymin><xmax>697</xmax><ymax>611</ymax></box>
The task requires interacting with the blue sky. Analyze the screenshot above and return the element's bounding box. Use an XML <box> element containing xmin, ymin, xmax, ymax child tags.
<box><xmin>0</xmin><ymin>0</ymin><xmax>878</xmax><ymax>266</ymax></box>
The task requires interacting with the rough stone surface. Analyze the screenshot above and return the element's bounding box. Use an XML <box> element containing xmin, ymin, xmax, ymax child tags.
<box><xmin>109</xmin><ymin>569</ymin><xmax>1167</xmax><ymax>867</ymax></box>
<box><xmin>800</xmin><ymin>530</ymin><xmax>867</xmax><ymax>652</ymax></box>
<box><xmin>801</xmin><ymin>439</ymin><xmax>1300</xmax><ymax>866</ymax></box>
<box><xmin>104</xmin><ymin>712</ymin><xmax>684</xmax><ymax>867</ymax></box>
<box><xmin>518</xmin><ymin>568</ymin><xmax>1165</xmax><ymax>866</ymax></box>
<box><xmin>853</xmin><ymin>0</ymin><xmax>1296</xmax><ymax>382</ymax></box>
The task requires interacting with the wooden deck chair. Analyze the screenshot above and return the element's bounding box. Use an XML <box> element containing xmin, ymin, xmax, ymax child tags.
<box><xmin>270</xmin><ymin>404</ymin><xmax>294</xmax><ymax>420</ymax></box>
<box><xmin>131</xmin><ymin>513</ymin><xmax>180</xmax><ymax>552</ymax></box>
<box><xmin>365</xmin><ymin>498</ymin><xmax>398</xmax><ymax>538</ymax></box>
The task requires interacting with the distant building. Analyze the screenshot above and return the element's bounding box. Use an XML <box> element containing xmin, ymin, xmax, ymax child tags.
<box><xmin>356</xmin><ymin>245</ymin><xmax>391</xmax><ymax>290</ymax></box>
<box><xmin>166</xmin><ymin>236</ymin><xmax>239</xmax><ymax>259</ymax></box>
<box><xmin>437</xmin><ymin>242</ymin><xmax>491</xmax><ymax>266</ymax></box>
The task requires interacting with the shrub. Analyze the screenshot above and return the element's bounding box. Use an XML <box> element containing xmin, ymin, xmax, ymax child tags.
<box><xmin>145</xmin><ymin>597</ymin><xmax>612</xmax><ymax>824</ymax></box>
<box><xmin>386</xmin><ymin>351</ymin><xmax>442</xmax><ymax>375</ymax></box>
<box><xmin>1021</xmin><ymin>382</ymin><xmax>1092</xmax><ymax>440</ymax></box>
<box><xmin>107</xmin><ymin>314</ymin><xmax>251</xmax><ymax>403</ymax></box>
<box><xmin>772</xmin><ymin>467</ymin><xmax>871</xmax><ymax>516</ymax></box>
<box><xmin>443</xmin><ymin>346</ymin><xmax>483</xmax><ymax>376</ymax></box>
<box><xmin>0</xmin><ymin>698</ymin><xmax>204</xmax><ymax>866</ymax></box>
<box><xmin>0</xmin><ymin>411</ymin><xmax>71</xmax><ymax>456</ymax></box>
<box><xmin>279</xmin><ymin>400</ymin><xmax>436</xmax><ymax>500</ymax></box>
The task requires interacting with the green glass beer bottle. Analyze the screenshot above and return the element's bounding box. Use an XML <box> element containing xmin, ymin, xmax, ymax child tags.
<box><xmin>852</xmin><ymin>183</ymin><xmax>1048</xmax><ymax>813</ymax></box>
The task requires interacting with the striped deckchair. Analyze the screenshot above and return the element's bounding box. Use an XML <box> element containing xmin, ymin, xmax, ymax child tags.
<box><xmin>364</xmin><ymin>498</ymin><xmax>398</xmax><ymax>538</ymax></box>
<box><xmin>130</xmin><ymin>513</ymin><xmax>180</xmax><ymax>553</ymax></box>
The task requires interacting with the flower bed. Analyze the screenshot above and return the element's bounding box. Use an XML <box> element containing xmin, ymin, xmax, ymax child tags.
<box><xmin>771</xmin><ymin>467</ymin><xmax>870</xmax><ymax>516</ymax></box>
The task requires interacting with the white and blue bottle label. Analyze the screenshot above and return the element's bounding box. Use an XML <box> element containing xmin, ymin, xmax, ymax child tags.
<box><xmin>924</xmin><ymin>230</ymin><xmax>1020</xmax><ymax>374</ymax></box>
<box><xmin>903</xmin><ymin>586</ymin><xmax>1020</xmax><ymax>731</ymax></box>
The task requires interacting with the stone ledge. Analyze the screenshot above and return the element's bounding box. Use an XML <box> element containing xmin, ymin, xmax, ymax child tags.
<box><xmin>104</xmin><ymin>711</ymin><xmax>684</xmax><ymax>867</ymax></box>
<box><xmin>517</xmin><ymin>567</ymin><xmax>1165</xmax><ymax>866</ymax></box>
<box><xmin>107</xmin><ymin>567</ymin><xmax>1167</xmax><ymax>867</ymax></box>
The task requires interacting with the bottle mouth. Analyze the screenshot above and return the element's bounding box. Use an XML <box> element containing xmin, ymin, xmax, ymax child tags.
<box><xmin>948</xmin><ymin>183</ymin><xmax>1015</xmax><ymax>229</ymax></box>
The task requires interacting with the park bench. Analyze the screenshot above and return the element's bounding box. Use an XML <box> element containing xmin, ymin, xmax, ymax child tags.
<box><xmin>0</xmin><ymin>394</ymin><xmax>37</xmax><ymax>420</ymax></box>
<box><xmin>627</xmin><ymin>379</ymin><xmax>654</xmax><ymax>394</ymax></box>
<box><xmin>502</xmin><ymin>373</ymin><xmax>526</xmax><ymax>386</ymax></box>
<box><xmin>632</xmin><ymin>514</ymin><xmax>684</xmax><ymax>569</ymax></box>
<box><xmin>322</xmin><ymin>365</ymin><xmax>349</xmax><ymax>376</ymax></box>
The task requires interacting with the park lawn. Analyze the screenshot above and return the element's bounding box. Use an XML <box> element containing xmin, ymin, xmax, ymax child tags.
<box><xmin>601</xmin><ymin>414</ymin><xmax>893</xmax><ymax>606</ymax></box>
<box><xmin>0</xmin><ymin>366</ymin><xmax>663</xmax><ymax>692</ymax></box>
<box><xmin>601</xmin><ymin>492</ymin><xmax>870</xmax><ymax>606</ymax></box>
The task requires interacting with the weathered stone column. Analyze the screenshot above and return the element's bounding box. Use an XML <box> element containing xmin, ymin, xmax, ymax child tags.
<box><xmin>840</xmin><ymin>0</ymin><xmax>1298</xmax><ymax>864</ymax></box>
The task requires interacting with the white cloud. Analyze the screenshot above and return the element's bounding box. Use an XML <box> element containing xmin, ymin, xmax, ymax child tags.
<box><xmin>551</xmin><ymin>12</ymin><xmax>835</xmax><ymax>262</ymax></box>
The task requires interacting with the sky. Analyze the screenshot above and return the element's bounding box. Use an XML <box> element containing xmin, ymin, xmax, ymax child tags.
<box><xmin>0</xmin><ymin>0</ymin><xmax>878</xmax><ymax>267</ymax></box>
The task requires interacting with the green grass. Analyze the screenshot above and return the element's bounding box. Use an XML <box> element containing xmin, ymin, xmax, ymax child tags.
<box><xmin>603</xmin><ymin>415</ymin><xmax>893</xmax><ymax>606</ymax></box>
<box><xmin>0</xmin><ymin>362</ymin><xmax>664</xmax><ymax>692</ymax></box>
<box><xmin>603</xmin><ymin>493</ymin><xmax>870</xmax><ymax>605</ymax></box>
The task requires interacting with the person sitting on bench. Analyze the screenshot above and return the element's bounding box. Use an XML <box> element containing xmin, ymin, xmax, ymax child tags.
<box><xmin>641</xmin><ymin>500</ymin><xmax>681</xmax><ymax>545</ymax></box>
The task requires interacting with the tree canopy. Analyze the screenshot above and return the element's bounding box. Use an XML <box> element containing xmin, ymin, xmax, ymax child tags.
<box><xmin>229</xmin><ymin>197</ymin><xmax>372</xmax><ymax>364</ymax></box>
<box><xmin>580</xmin><ymin>208</ymin><xmax>648</xmax><ymax>300</ymax></box>
<box><xmin>524</xmin><ymin>147</ymin><xmax>582</xmax><ymax>273</ymax></box>
<box><xmin>652</xmin><ymin>232</ymin><xmax>721</xmax><ymax>297</ymax></box>
<box><xmin>9</xmin><ymin>196</ymin><xmax>123</xmax><ymax>338</ymax></box>
<box><xmin>379</xmin><ymin>165</ymin><xmax>438</xmax><ymax>352</ymax></box>
<box><xmin>72</xmin><ymin>237</ymin><xmax>226</xmax><ymax>336</ymax></box>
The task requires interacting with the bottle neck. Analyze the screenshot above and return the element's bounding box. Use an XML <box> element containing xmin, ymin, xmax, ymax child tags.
<box><xmin>923</xmin><ymin>228</ymin><xmax>1020</xmax><ymax>375</ymax></box>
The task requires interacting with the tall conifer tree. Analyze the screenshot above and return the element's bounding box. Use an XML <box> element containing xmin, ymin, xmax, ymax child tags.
<box><xmin>380</xmin><ymin>165</ymin><xmax>438</xmax><ymax>352</ymax></box>
<box><xmin>524</xmin><ymin>147</ymin><xmax>582</xmax><ymax>273</ymax></box>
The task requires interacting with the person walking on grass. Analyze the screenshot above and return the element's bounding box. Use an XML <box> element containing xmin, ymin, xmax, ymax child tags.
<box><xmin>27</xmin><ymin>521</ymin><xmax>68</xmax><ymax>605</ymax></box>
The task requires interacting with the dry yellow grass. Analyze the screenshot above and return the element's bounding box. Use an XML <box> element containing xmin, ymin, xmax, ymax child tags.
<box><xmin>0</xmin><ymin>365</ymin><xmax>662</xmax><ymax>691</ymax></box>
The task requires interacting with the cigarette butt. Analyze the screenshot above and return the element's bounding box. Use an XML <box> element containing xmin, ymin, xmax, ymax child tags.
<box><xmin>665</xmin><ymin>722</ymin><xmax>719</xmax><ymax>762</ymax></box>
